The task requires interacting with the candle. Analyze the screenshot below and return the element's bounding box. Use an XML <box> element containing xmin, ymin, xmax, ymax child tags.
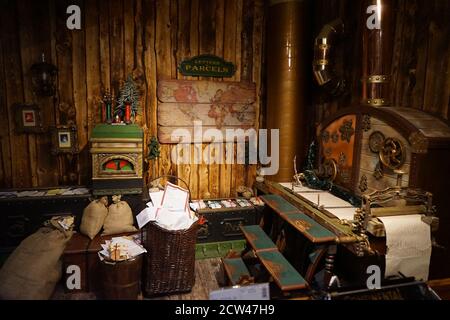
<box><xmin>124</xmin><ymin>102</ymin><xmax>131</xmax><ymax>124</ymax></box>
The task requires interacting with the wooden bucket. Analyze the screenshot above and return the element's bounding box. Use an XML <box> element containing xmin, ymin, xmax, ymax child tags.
<box><xmin>100</xmin><ymin>255</ymin><xmax>143</xmax><ymax>300</ymax></box>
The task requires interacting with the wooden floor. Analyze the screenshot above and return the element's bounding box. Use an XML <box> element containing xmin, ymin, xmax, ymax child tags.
<box><xmin>52</xmin><ymin>258</ymin><xmax>224</xmax><ymax>300</ymax></box>
<box><xmin>52</xmin><ymin>258</ymin><xmax>450</xmax><ymax>300</ymax></box>
<box><xmin>150</xmin><ymin>258</ymin><xmax>223</xmax><ymax>300</ymax></box>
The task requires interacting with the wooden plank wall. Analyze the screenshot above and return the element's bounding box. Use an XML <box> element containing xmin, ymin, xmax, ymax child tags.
<box><xmin>1</xmin><ymin>0</ymin><xmax>448</xmax><ymax>198</ymax></box>
<box><xmin>311</xmin><ymin>0</ymin><xmax>450</xmax><ymax>135</ymax></box>
<box><xmin>0</xmin><ymin>0</ymin><xmax>265</xmax><ymax>200</ymax></box>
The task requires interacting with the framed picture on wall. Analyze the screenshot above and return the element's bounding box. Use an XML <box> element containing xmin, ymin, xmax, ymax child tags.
<box><xmin>51</xmin><ymin>125</ymin><xmax>79</xmax><ymax>155</ymax></box>
<box><xmin>14</xmin><ymin>104</ymin><xmax>44</xmax><ymax>133</ymax></box>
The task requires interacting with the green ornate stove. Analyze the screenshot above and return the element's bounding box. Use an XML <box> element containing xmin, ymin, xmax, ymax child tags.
<box><xmin>90</xmin><ymin>124</ymin><xmax>144</xmax><ymax>195</ymax></box>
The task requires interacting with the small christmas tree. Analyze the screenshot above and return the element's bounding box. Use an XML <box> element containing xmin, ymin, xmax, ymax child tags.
<box><xmin>116</xmin><ymin>75</ymin><xmax>140</xmax><ymax>120</ymax></box>
<box><xmin>147</xmin><ymin>136</ymin><xmax>160</xmax><ymax>160</ymax></box>
<box><xmin>147</xmin><ymin>136</ymin><xmax>160</xmax><ymax>184</ymax></box>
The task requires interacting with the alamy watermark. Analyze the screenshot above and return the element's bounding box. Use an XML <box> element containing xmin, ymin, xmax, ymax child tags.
<box><xmin>66</xmin><ymin>265</ymin><xmax>81</xmax><ymax>290</ymax></box>
<box><xmin>65</xmin><ymin>263</ymin><xmax>383</xmax><ymax>291</ymax></box>
<box><xmin>169</xmin><ymin>121</ymin><xmax>279</xmax><ymax>175</ymax></box>
<box><xmin>66</xmin><ymin>5</ymin><xmax>81</xmax><ymax>30</ymax></box>
<box><xmin>366</xmin><ymin>265</ymin><xmax>381</xmax><ymax>290</ymax></box>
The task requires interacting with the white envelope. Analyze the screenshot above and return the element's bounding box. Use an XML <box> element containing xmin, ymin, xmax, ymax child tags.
<box><xmin>136</xmin><ymin>206</ymin><xmax>157</xmax><ymax>229</ymax></box>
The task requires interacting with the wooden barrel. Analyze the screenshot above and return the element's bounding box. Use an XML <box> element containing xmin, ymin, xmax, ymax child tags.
<box><xmin>100</xmin><ymin>255</ymin><xmax>143</xmax><ymax>300</ymax></box>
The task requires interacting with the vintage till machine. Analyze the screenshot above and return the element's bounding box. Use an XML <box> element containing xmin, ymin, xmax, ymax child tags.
<box><xmin>247</xmin><ymin>108</ymin><xmax>450</xmax><ymax>299</ymax></box>
<box><xmin>254</xmin><ymin>103</ymin><xmax>450</xmax><ymax>298</ymax></box>
<box><xmin>223</xmin><ymin>0</ymin><xmax>449</xmax><ymax>300</ymax></box>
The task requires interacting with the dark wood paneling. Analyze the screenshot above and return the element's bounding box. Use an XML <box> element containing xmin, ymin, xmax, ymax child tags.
<box><xmin>0</xmin><ymin>0</ymin><xmax>265</xmax><ymax>199</ymax></box>
<box><xmin>0</xmin><ymin>0</ymin><xmax>31</xmax><ymax>188</ymax></box>
<box><xmin>312</xmin><ymin>0</ymin><xmax>450</xmax><ymax>125</ymax></box>
<box><xmin>1</xmin><ymin>0</ymin><xmax>448</xmax><ymax>201</ymax></box>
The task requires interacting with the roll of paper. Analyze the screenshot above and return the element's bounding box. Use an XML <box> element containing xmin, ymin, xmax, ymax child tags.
<box><xmin>378</xmin><ymin>214</ymin><xmax>432</xmax><ymax>281</ymax></box>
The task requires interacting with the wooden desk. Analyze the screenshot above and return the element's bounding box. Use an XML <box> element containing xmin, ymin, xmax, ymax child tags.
<box><xmin>428</xmin><ymin>278</ymin><xmax>450</xmax><ymax>300</ymax></box>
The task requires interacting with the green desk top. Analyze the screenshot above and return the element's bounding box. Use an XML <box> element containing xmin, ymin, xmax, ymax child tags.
<box><xmin>256</xmin><ymin>250</ymin><xmax>308</xmax><ymax>291</ymax></box>
<box><xmin>222</xmin><ymin>258</ymin><xmax>251</xmax><ymax>285</ymax></box>
<box><xmin>283</xmin><ymin>213</ymin><xmax>336</xmax><ymax>243</ymax></box>
<box><xmin>261</xmin><ymin>194</ymin><xmax>336</xmax><ymax>243</ymax></box>
<box><xmin>260</xmin><ymin>194</ymin><xmax>301</xmax><ymax>214</ymax></box>
<box><xmin>240</xmin><ymin>225</ymin><xmax>277</xmax><ymax>252</ymax></box>
<box><xmin>91</xmin><ymin>124</ymin><xmax>143</xmax><ymax>139</ymax></box>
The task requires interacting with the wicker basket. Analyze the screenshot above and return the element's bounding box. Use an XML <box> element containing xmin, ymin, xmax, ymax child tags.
<box><xmin>143</xmin><ymin>175</ymin><xmax>200</xmax><ymax>296</ymax></box>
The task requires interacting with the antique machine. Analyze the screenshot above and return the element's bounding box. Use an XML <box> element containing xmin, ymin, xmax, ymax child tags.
<box><xmin>222</xmin><ymin>0</ymin><xmax>450</xmax><ymax>299</ymax></box>
<box><xmin>314</xmin><ymin>104</ymin><xmax>450</xmax><ymax>276</ymax></box>
<box><xmin>90</xmin><ymin>124</ymin><xmax>144</xmax><ymax>196</ymax></box>
<box><xmin>246</xmin><ymin>104</ymin><xmax>450</xmax><ymax>299</ymax></box>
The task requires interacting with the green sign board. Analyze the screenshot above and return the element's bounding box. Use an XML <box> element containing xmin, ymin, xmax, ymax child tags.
<box><xmin>179</xmin><ymin>55</ymin><xmax>235</xmax><ymax>78</ymax></box>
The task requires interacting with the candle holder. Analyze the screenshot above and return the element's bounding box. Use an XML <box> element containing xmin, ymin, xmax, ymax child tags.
<box><xmin>102</xmin><ymin>91</ymin><xmax>113</xmax><ymax>124</ymax></box>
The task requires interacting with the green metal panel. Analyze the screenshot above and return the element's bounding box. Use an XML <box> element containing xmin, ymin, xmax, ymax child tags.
<box><xmin>240</xmin><ymin>225</ymin><xmax>277</xmax><ymax>251</ymax></box>
<box><xmin>260</xmin><ymin>194</ymin><xmax>301</xmax><ymax>214</ymax></box>
<box><xmin>195</xmin><ymin>240</ymin><xmax>246</xmax><ymax>260</ymax></box>
<box><xmin>178</xmin><ymin>54</ymin><xmax>235</xmax><ymax>77</ymax></box>
<box><xmin>91</xmin><ymin>124</ymin><xmax>143</xmax><ymax>139</ymax></box>
<box><xmin>223</xmin><ymin>258</ymin><xmax>250</xmax><ymax>285</ymax></box>
<box><xmin>283</xmin><ymin>213</ymin><xmax>336</xmax><ymax>243</ymax></box>
<box><xmin>257</xmin><ymin>250</ymin><xmax>307</xmax><ymax>291</ymax></box>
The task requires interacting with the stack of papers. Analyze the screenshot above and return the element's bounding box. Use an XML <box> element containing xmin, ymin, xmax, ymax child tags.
<box><xmin>136</xmin><ymin>182</ymin><xmax>198</xmax><ymax>231</ymax></box>
<box><xmin>61</xmin><ymin>187</ymin><xmax>90</xmax><ymax>195</ymax></box>
<box><xmin>45</xmin><ymin>188</ymin><xmax>70</xmax><ymax>196</ymax></box>
<box><xmin>57</xmin><ymin>216</ymin><xmax>75</xmax><ymax>230</ymax></box>
<box><xmin>0</xmin><ymin>191</ymin><xmax>19</xmax><ymax>199</ymax></box>
<box><xmin>0</xmin><ymin>187</ymin><xmax>90</xmax><ymax>199</ymax></box>
<box><xmin>98</xmin><ymin>235</ymin><xmax>146</xmax><ymax>262</ymax></box>
<box><xmin>17</xmin><ymin>190</ymin><xmax>47</xmax><ymax>197</ymax></box>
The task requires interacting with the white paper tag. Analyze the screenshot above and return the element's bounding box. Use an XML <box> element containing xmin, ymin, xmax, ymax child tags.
<box><xmin>209</xmin><ymin>283</ymin><xmax>270</xmax><ymax>300</ymax></box>
<box><xmin>136</xmin><ymin>206</ymin><xmax>157</xmax><ymax>229</ymax></box>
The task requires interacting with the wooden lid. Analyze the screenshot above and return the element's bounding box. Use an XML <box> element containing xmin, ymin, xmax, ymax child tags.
<box><xmin>64</xmin><ymin>232</ymin><xmax>90</xmax><ymax>254</ymax></box>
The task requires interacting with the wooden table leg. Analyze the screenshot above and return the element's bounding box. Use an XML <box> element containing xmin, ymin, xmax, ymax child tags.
<box><xmin>324</xmin><ymin>245</ymin><xmax>337</xmax><ymax>289</ymax></box>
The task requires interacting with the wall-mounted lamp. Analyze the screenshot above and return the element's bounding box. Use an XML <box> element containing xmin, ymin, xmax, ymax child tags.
<box><xmin>30</xmin><ymin>53</ymin><xmax>58</xmax><ymax>97</ymax></box>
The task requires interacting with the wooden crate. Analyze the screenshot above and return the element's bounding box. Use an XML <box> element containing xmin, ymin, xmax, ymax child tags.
<box><xmin>62</xmin><ymin>232</ymin><xmax>90</xmax><ymax>292</ymax></box>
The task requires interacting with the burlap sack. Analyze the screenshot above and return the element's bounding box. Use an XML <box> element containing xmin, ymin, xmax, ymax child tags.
<box><xmin>80</xmin><ymin>197</ymin><xmax>108</xmax><ymax>239</ymax></box>
<box><xmin>103</xmin><ymin>200</ymin><xmax>137</xmax><ymax>235</ymax></box>
<box><xmin>0</xmin><ymin>221</ymin><xmax>73</xmax><ymax>300</ymax></box>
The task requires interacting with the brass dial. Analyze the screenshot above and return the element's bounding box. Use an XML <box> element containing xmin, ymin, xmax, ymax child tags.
<box><xmin>379</xmin><ymin>137</ymin><xmax>405</xmax><ymax>170</ymax></box>
<box><xmin>369</xmin><ymin>131</ymin><xmax>385</xmax><ymax>153</ymax></box>
<box><xmin>317</xmin><ymin>158</ymin><xmax>338</xmax><ymax>182</ymax></box>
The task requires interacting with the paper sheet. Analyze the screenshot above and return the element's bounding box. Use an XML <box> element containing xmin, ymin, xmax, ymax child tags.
<box><xmin>298</xmin><ymin>191</ymin><xmax>354</xmax><ymax>208</ymax></box>
<box><xmin>326</xmin><ymin>207</ymin><xmax>357</xmax><ymax>221</ymax></box>
<box><xmin>279</xmin><ymin>182</ymin><xmax>319</xmax><ymax>193</ymax></box>
<box><xmin>149</xmin><ymin>191</ymin><xmax>164</xmax><ymax>207</ymax></box>
<box><xmin>110</xmin><ymin>237</ymin><xmax>147</xmax><ymax>257</ymax></box>
<box><xmin>378</xmin><ymin>214</ymin><xmax>432</xmax><ymax>281</ymax></box>
<box><xmin>190</xmin><ymin>202</ymin><xmax>200</xmax><ymax>211</ymax></box>
<box><xmin>136</xmin><ymin>206</ymin><xmax>157</xmax><ymax>229</ymax></box>
<box><xmin>160</xmin><ymin>182</ymin><xmax>189</xmax><ymax>211</ymax></box>
<box><xmin>155</xmin><ymin>208</ymin><xmax>198</xmax><ymax>231</ymax></box>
